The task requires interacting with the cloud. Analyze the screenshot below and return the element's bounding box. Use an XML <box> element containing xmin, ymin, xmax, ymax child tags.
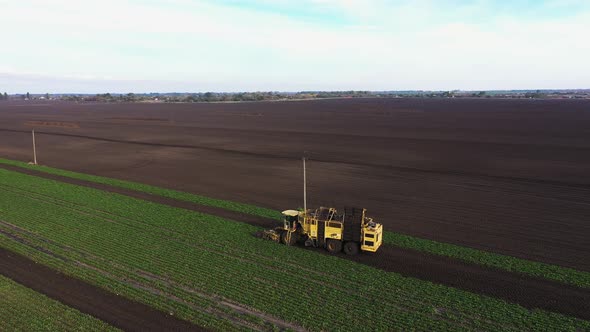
<box><xmin>0</xmin><ymin>0</ymin><xmax>589</xmax><ymax>92</ymax></box>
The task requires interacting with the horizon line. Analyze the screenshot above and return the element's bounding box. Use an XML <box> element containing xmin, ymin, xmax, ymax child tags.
<box><xmin>3</xmin><ymin>89</ymin><xmax>590</xmax><ymax>95</ymax></box>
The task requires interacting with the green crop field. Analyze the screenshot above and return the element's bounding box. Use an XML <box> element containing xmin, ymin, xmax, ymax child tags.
<box><xmin>0</xmin><ymin>274</ymin><xmax>119</xmax><ymax>331</ymax></box>
<box><xmin>1</xmin><ymin>157</ymin><xmax>589</xmax><ymax>289</ymax></box>
<box><xmin>0</xmin><ymin>167</ymin><xmax>588</xmax><ymax>331</ymax></box>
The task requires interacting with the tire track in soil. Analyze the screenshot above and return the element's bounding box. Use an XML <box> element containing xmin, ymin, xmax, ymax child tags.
<box><xmin>0</xmin><ymin>248</ymin><xmax>204</xmax><ymax>332</ymax></box>
<box><xmin>1</xmin><ymin>164</ymin><xmax>590</xmax><ymax>321</ymax></box>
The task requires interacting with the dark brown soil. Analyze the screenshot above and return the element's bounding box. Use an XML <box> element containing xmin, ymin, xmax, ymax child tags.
<box><xmin>2</xmin><ymin>163</ymin><xmax>589</xmax><ymax>321</ymax></box>
<box><xmin>0</xmin><ymin>247</ymin><xmax>203</xmax><ymax>331</ymax></box>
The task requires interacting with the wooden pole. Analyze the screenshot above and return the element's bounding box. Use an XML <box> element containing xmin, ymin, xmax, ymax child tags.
<box><xmin>32</xmin><ymin>129</ymin><xmax>37</xmax><ymax>165</ymax></box>
<box><xmin>303</xmin><ymin>157</ymin><xmax>307</xmax><ymax>214</ymax></box>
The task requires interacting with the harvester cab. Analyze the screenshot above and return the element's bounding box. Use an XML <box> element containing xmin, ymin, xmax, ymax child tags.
<box><xmin>259</xmin><ymin>210</ymin><xmax>302</xmax><ymax>245</ymax></box>
<box><xmin>282</xmin><ymin>209</ymin><xmax>300</xmax><ymax>231</ymax></box>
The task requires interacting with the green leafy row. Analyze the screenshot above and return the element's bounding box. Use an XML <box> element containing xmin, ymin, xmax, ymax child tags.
<box><xmin>0</xmin><ymin>168</ymin><xmax>588</xmax><ymax>331</ymax></box>
<box><xmin>1</xmin><ymin>157</ymin><xmax>589</xmax><ymax>289</ymax></box>
<box><xmin>0</xmin><ymin>274</ymin><xmax>120</xmax><ymax>331</ymax></box>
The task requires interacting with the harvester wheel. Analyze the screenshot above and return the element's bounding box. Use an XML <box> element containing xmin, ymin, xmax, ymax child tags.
<box><xmin>281</xmin><ymin>231</ymin><xmax>297</xmax><ymax>246</ymax></box>
<box><xmin>326</xmin><ymin>239</ymin><xmax>342</xmax><ymax>253</ymax></box>
<box><xmin>343</xmin><ymin>242</ymin><xmax>359</xmax><ymax>255</ymax></box>
<box><xmin>279</xmin><ymin>230</ymin><xmax>286</xmax><ymax>244</ymax></box>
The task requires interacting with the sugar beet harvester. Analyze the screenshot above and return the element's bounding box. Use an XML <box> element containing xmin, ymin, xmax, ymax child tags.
<box><xmin>261</xmin><ymin>207</ymin><xmax>383</xmax><ymax>255</ymax></box>
<box><xmin>259</xmin><ymin>157</ymin><xmax>383</xmax><ymax>254</ymax></box>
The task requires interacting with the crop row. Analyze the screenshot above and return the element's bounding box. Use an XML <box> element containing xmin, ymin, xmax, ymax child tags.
<box><xmin>0</xmin><ymin>168</ymin><xmax>588</xmax><ymax>331</ymax></box>
<box><xmin>1</xmin><ymin>157</ymin><xmax>588</xmax><ymax>289</ymax></box>
<box><xmin>0</xmin><ymin>274</ymin><xmax>120</xmax><ymax>331</ymax></box>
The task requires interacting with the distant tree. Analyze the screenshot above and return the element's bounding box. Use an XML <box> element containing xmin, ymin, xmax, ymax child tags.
<box><xmin>232</xmin><ymin>93</ymin><xmax>244</xmax><ymax>102</ymax></box>
<box><xmin>524</xmin><ymin>90</ymin><xmax>545</xmax><ymax>99</ymax></box>
<box><xmin>94</xmin><ymin>93</ymin><xmax>113</xmax><ymax>102</ymax></box>
<box><xmin>45</xmin><ymin>93</ymin><xmax>50</xmax><ymax>100</ymax></box>
<box><xmin>124</xmin><ymin>93</ymin><xmax>136</xmax><ymax>102</ymax></box>
<box><xmin>26</xmin><ymin>92</ymin><xmax>30</xmax><ymax>99</ymax></box>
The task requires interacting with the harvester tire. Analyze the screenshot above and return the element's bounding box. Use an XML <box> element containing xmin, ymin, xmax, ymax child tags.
<box><xmin>281</xmin><ymin>231</ymin><xmax>297</xmax><ymax>246</ymax></box>
<box><xmin>326</xmin><ymin>239</ymin><xmax>342</xmax><ymax>253</ymax></box>
<box><xmin>343</xmin><ymin>242</ymin><xmax>359</xmax><ymax>255</ymax></box>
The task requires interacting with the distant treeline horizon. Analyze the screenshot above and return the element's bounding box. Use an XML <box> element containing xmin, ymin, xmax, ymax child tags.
<box><xmin>2</xmin><ymin>89</ymin><xmax>590</xmax><ymax>102</ymax></box>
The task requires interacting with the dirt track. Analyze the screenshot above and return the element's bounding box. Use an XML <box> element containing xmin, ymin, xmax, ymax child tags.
<box><xmin>1</xmin><ymin>98</ymin><xmax>589</xmax><ymax>272</ymax></box>
<box><xmin>2</xmin><ymin>163</ymin><xmax>590</xmax><ymax>321</ymax></box>
<box><xmin>0</xmin><ymin>247</ymin><xmax>202</xmax><ymax>331</ymax></box>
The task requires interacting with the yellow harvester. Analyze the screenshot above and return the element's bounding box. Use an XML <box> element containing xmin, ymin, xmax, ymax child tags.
<box><xmin>262</xmin><ymin>207</ymin><xmax>383</xmax><ymax>255</ymax></box>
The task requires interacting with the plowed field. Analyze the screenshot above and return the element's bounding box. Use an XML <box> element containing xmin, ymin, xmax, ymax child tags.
<box><xmin>1</xmin><ymin>98</ymin><xmax>589</xmax><ymax>271</ymax></box>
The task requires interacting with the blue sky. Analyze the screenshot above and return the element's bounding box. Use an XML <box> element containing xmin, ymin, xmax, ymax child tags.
<box><xmin>1</xmin><ymin>0</ymin><xmax>589</xmax><ymax>93</ymax></box>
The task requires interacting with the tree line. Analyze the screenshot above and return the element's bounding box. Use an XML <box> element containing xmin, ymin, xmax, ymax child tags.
<box><xmin>0</xmin><ymin>92</ymin><xmax>54</xmax><ymax>100</ymax></box>
<box><xmin>9</xmin><ymin>90</ymin><xmax>575</xmax><ymax>103</ymax></box>
<box><xmin>62</xmin><ymin>91</ymin><xmax>380</xmax><ymax>103</ymax></box>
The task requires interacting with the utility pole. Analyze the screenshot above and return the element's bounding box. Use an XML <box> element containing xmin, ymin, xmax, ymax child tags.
<box><xmin>303</xmin><ymin>156</ymin><xmax>307</xmax><ymax>215</ymax></box>
<box><xmin>32</xmin><ymin>129</ymin><xmax>37</xmax><ymax>165</ymax></box>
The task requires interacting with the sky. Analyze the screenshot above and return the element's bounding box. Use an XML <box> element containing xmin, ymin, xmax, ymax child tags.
<box><xmin>1</xmin><ymin>0</ymin><xmax>589</xmax><ymax>93</ymax></box>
